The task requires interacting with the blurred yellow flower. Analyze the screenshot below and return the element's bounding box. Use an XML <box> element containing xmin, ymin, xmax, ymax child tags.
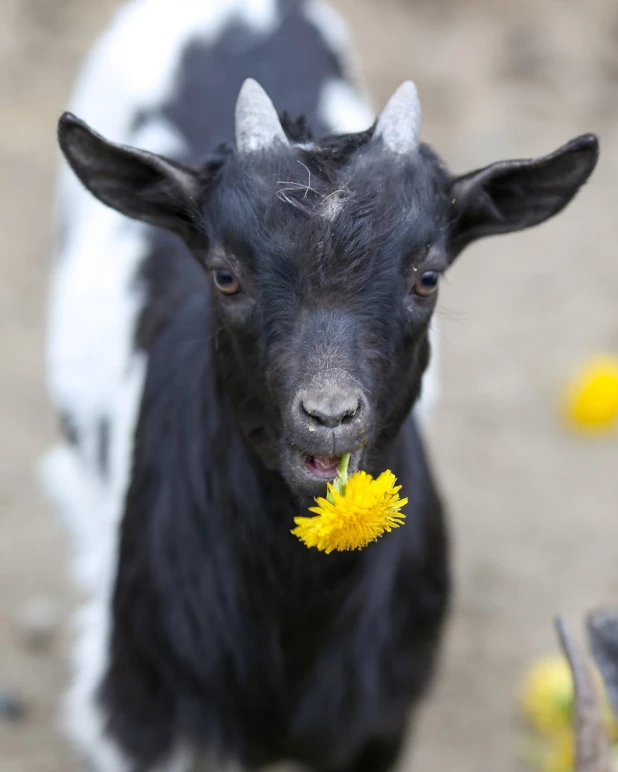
<box><xmin>520</xmin><ymin>654</ymin><xmax>618</xmax><ymax>740</ymax></box>
<box><xmin>563</xmin><ymin>354</ymin><xmax>618</xmax><ymax>433</ymax></box>
<box><xmin>292</xmin><ymin>456</ymin><xmax>407</xmax><ymax>554</ymax></box>
<box><xmin>521</xmin><ymin>656</ymin><xmax>574</xmax><ymax>734</ymax></box>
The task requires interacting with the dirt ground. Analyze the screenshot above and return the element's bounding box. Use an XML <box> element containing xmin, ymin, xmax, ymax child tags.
<box><xmin>2</xmin><ymin>1</ymin><xmax>618</xmax><ymax>770</ymax></box>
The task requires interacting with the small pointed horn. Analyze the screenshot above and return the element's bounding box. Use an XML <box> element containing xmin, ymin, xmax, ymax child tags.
<box><xmin>235</xmin><ymin>78</ymin><xmax>289</xmax><ymax>154</ymax></box>
<box><xmin>555</xmin><ymin>617</ymin><xmax>612</xmax><ymax>772</ymax></box>
<box><xmin>374</xmin><ymin>81</ymin><xmax>422</xmax><ymax>155</ymax></box>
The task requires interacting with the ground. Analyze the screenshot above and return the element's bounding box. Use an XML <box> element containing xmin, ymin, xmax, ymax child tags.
<box><xmin>1</xmin><ymin>1</ymin><xmax>618</xmax><ymax>771</ymax></box>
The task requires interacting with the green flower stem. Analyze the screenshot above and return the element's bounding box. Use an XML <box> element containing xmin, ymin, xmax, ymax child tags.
<box><xmin>338</xmin><ymin>453</ymin><xmax>351</xmax><ymax>484</ymax></box>
<box><xmin>326</xmin><ymin>453</ymin><xmax>351</xmax><ymax>504</ymax></box>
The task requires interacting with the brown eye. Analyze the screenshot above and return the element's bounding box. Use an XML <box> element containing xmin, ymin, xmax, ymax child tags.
<box><xmin>213</xmin><ymin>269</ymin><xmax>240</xmax><ymax>295</ymax></box>
<box><xmin>414</xmin><ymin>270</ymin><xmax>440</xmax><ymax>297</ymax></box>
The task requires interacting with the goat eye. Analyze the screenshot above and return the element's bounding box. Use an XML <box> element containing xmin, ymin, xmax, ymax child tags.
<box><xmin>213</xmin><ymin>269</ymin><xmax>240</xmax><ymax>295</ymax></box>
<box><xmin>414</xmin><ymin>271</ymin><xmax>440</xmax><ymax>297</ymax></box>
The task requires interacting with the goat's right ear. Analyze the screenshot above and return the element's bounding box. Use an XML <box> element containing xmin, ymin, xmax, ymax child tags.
<box><xmin>447</xmin><ymin>133</ymin><xmax>599</xmax><ymax>258</ymax></box>
<box><xmin>57</xmin><ymin>112</ymin><xmax>203</xmax><ymax>245</ymax></box>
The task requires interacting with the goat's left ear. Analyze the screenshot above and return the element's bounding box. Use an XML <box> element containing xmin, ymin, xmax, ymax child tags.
<box><xmin>448</xmin><ymin>133</ymin><xmax>599</xmax><ymax>257</ymax></box>
<box><xmin>58</xmin><ymin>112</ymin><xmax>203</xmax><ymax>246</ymax></box>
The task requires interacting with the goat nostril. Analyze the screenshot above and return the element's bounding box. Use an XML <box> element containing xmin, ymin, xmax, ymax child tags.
<box><xmin>341</xmin><ymin>405</ymin><xmax>359</xmax><ymax>423</ymax></box>
<box><xmin>300</xmin><ymin>395</ymin><xmax>361</xmax><ymax>429</ymax></box>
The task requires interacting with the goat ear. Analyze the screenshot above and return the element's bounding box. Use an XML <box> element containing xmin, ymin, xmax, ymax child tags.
<box><xmin>57</xmin><ymin>112</ymin><xmax>203</xmax><ymax>245</ymax></box>
<box><xmin>448</xmin><ymin>133</ymin><xmax>599</xmax><ymax>257</ymax></box>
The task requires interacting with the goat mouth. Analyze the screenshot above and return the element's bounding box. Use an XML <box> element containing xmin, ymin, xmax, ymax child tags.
<box><xmin>303</xmin><ymin>455</ymin><xmax>341</xmax><ymax>479</ymax></box>
<box><xmin>300</xmin><ymin>448</ymin><xmax>363</xmax><ymax>482</ymax></box>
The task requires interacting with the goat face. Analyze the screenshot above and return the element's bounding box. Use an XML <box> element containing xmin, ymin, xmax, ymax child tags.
<box><xmin>200</xmin><ymin>125</ymin><xmax>451</xmax><ymax>497</ymax></box>
<box><xmin>57</xmin><ymin>80</ymin><xmax>599</xmax><ymax>501</ymax></box>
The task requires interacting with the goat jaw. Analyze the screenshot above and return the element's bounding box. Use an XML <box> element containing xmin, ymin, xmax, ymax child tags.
<box><xmin>555</xmin><ymin>617</ymin><xmax>613</xmax><ymax>772</ymax></box>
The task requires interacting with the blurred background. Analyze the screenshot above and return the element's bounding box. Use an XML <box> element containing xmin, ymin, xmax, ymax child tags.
<box><xmin>1</xmin><ymin>0</ymin><xmax>618</xmax><ymax>770</ymax></box>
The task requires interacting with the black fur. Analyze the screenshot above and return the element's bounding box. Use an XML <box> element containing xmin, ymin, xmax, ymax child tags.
<box><xmin>104</xmin><ymin>135</ymin><xmax>454</xmax><ymax>770</ymax></box>
<box><xmin>95</xmin><ymin>133</ymin><xmax>455</xmax><ymax>770</ymax></box>
<box><xmin>55</xmin><ymin>1</ymin><xmax>599</xmax><ymax>770</ymax></box>
<box><xmin>102</xmin><ymin>303</ymin><xmax>449</xmax><ymax>768</ymax></box>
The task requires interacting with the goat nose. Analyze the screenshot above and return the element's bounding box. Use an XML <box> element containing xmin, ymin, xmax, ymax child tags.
<box><xmin>300</xmin><ymin>391</ymin><xmax>361</xmax><ymax>429</ymax></box>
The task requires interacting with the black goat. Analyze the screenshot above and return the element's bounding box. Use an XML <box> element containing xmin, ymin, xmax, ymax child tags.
<box><xmin>42</xmin><ymin>1</ymin><xmax>599</xmax><ymax>770</ymax></box>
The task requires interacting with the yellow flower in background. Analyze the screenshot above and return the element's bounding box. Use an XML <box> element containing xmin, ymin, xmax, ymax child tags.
<box><xmin>520</xmin><ymin>647</ymin><xmax>618</xmax><ymax>772</ymax></box>
<box><xmin>521</xmin><ymin>656</ymin><xmax>574</xmax><ymax>734</ymax></box>
<box><xmin>563</xmin><ymin>354</ymin><xmax>618</xmax><ymax>433</ymax></box>
<box><xmin>520</xmin><ymin>654</ymin><xmax>618</xmax><ymax>740</ymax></box>
<box><xmin>292</xmin><ymin>455</ymin><xmax>407</xmax><ymax>554</ymax></box>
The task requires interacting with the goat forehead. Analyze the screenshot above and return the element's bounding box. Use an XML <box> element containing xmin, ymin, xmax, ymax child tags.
<box><xmin>211</xmin><ymin>151</ymin><xmax>447</xmax><ymax>274</ymax></box>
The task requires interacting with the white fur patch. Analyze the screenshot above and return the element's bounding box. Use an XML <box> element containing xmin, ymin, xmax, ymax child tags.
<box><xmin>63</xmin><ymin>600</ymin><xmax>130</xmax><ymax>772</ymax></box>
<box><xmin>316</xmin><ymin>78</ymin><xmax>375</xmax><ymax>135</ymax></box>
<box><xmin>304</xmin><ymin>0</ymin><xmax>375</xmax><ymax>137</ymax></box>
<box><xmin>38</xmin><ymin>445</ymin><xmax>106</xmax><ymax>591</ymax></box>
<box><xmin>131</xmin><ymin>115</ymin><xmax>188</xmax><ymax>159</ymax></box>
<box><xmin>414</xmin><ymin>322</ymin><xmax>440</xmax><ymax>429</ymax></box>
<box><xmin>52</xmin><ymin>354</ymin><xmax>146</xmax><ymax>772</ymax></box>
<box><xmin>320</xmin><ymin>189</ymin><xmax>347</xmax><ymax>221</ymax></box>
<box><xmin>303</xmin><ymin>0</ymin><xmax>352</xmax><ymax>59</ymax></box>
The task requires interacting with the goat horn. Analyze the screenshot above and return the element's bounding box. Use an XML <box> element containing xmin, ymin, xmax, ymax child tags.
<box><xmin>374</xmin><ymin>80</ymin><xmax>422</xmax><ymax>155</ymax></box>
<box><xmin>235</xmin><ymin>78</ymin><xmax>289</xmax><ymax>154</ymax></box>
<box><xmin>555</xmin><ymin>617</ymin><xmax>612</xmax><ymax>772</ymax></box>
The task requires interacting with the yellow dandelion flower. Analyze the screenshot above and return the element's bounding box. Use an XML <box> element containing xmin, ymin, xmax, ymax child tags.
<box><xmin>563</xmin><ymin>354</ymin><xmax>618</xmax><ymax>433</ymax></box>
<box><xmin>520</xmin><ymin>654</ymin><xmax>618</xmax><ymax>740</ymax></box>
<box><xmin>521</xmin><ymin>656</ymin><xmax>574</xmax><ymax>735</ymax></box>
<box><xmin>291</xmin><ymin>455</ymin><xmax>407</xmax><ymax>553</ymax></box>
